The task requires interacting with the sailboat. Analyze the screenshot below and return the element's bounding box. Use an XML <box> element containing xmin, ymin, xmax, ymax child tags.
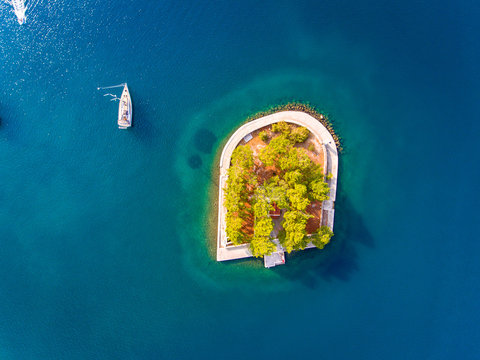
<box><xmin>117</xmin><ymin>84</ymin><xmax>132</xmax><ymax>129</ymax></box>
<box><xmin>11</xmin><ymin>0</ymin><xmax>26</xmax><ymax>24</ymax></box>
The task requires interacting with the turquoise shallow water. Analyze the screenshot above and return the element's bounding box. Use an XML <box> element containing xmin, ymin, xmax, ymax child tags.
<box><xmin>1</xmin><ymin>0</ymin><xmax>480</xmax><ymax>359</ymax></box>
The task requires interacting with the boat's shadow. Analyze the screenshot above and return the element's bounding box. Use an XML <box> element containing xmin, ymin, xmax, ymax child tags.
<box><xmin>130</xmin><ymin>98</ymin><xmax>161</xmax><ymax>147</ymax></box>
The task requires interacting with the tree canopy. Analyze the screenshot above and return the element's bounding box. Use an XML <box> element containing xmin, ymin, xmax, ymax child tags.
<box><xmin>223</xmin><ymin>122</ymin><xmax>333</xmax><ymax>255</ymax></box>
<box><xmin>311</xmin><ymin>226</ymin><xmax>334</xmax><ymax>249</ymax></box>
<box><xmin>258</xmin><ymin>135</ymin><xmax>291</xmax><ymax>168</ymax></box>
<box><xmin>224</xmin><ymin>145</ymin><xmax>256</xmax><ymax>245</ymax></box>
<box><xmin>271</xmin><ymin>121</ymin><xmax>291</xmax><ymax>135</ymax></box>
<box><xmin>288</xmin><ymin>126</ymin><xmax>310</xmax><ymax>143</ymax></box>
<box><xmin>287</xmin><ymin>184</ymin><xmax>310</xmax><ymax>211</ymax></box>
<box><xmin>231</xmin><ymin>145</ymin><xmax>254</xmax><ymax>169</ymax></box>
<box><xmin>309</xmin><ymin>179</ymin><xmax>330</xmax><ymax>201</ymax></box>
<box><xmin>280</xmin><ymin>210</ymin><xmax>312</xmax><ymax>252</ymax></box>
<box><xmin>271</xmin><ymin>121</ymin><xmax>310</xmax><ymax>143</ymax></box>
<box><xmin>250</xmin><ymin>187</ymin><xmax>276</xmax><ymax>257</ymax></box>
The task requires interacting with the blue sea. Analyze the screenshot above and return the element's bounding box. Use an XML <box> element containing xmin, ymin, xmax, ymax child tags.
<box><xmin>1</xmin><ymin>0</ymin><xmax>480</xmax><ymax>359</ymax></box>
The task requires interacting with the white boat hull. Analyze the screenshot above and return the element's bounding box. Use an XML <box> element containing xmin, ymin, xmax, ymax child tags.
<box><xmin>118</xmin><ymin>84</ymin><xmax>132</xmax><ymax>129</ymax></box>
<box><xmin>12</xmin><ymin>0</ymin><xmax>26</xmax><ymax>24</ymax></box>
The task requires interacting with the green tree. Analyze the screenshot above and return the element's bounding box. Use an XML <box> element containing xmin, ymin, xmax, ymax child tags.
<box><xmin>284</xmin><ymin>169</ymin><xmax>304</xmax><ymax>188</ymax></box>
<box><xmin>311</xmin><ymin>226</ymin><xmax>333</xmax><ymax>249</ymax></box>
<box><xmin>309</xmin><ymin>179</ymin><xmax>330</xmax><ymax>201</ymax></box>
<box><xmin>254</xmin><ymin>217</ymin><xmax>274</xmax><ymax>238</ymax></box>
<box><xmin>287</xmin><ymin>184</ymin><xmax>310</xmax><ymax>211</ymax></box>
<box><xmin>281</xmin><ymin>210</ymin><xmax>312</xmax><ymax>252</ymax></box>
<box><xmin>259</xmin><ymin>135</ymin><xmax>291</xmax><ymax>168</ymax></box>
<box><xmin>250</xmin><ymin>235</ymin><xmax>276</xmax><ymax>257</ymax></box>
<box><xmin>225</xmin><ymin>213</ymin><xmax>245</xmax><ymax>245</ymax></box>
<box><xmin>278</xmin><ymin>147</ymin><xmax>312</xmax><ymax>173</ymax></box>
<box><xmin>224</xmin><ymin>167</ymin><xmax>248</xmax><ymax>209</ymax></box>
<box><xmin>250</xmin><ymin>189</ymin><xmax>276</xmax><ymax>257</ymax></box>
<box><xmin>231</xmin><ymin>145</ymin><xmax>254</xmax><ymax>169</ymax></box>
<box><xmin>289</xmin><ymin>126</ymin><xmax>310</xmax><ymax>143</ymax></box>
<box><xmin>303</xmin><ymin>163</ymin><xmax>324</xmax><ymax>184</ymax></box>
<box><xmin>271</xmin><ymin>121</ymin><xmax>291</xmax><ymax>135</ymax></box>
<box><xmin>253</xmin><ymin>188</ymin><xmax>273</xmax><ymax>217</ymax></box>
<box><xmin>259</xmin><ymin>130</ymin><xmax>269</xmax><ymax>142</ymax></box>
<box><xmin>223</xmin><ymin>145</ymin><xmax>256</xmax><ymax>246</ymax></box>
<box><xmin>265</xmin><ymin>181</ymin><xmax>289</xmax><ymax>209</ymax></box>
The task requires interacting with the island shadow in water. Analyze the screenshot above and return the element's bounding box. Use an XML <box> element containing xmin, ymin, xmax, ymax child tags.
<box><xmin>272</xmin><ymin>194</ymin><xmax>375</xmax><ymax>288</ymax></box>
<box><xmin>186</xmin><ymin>126</ymin><xmax>373</xmax><ymax>286</ymax></box>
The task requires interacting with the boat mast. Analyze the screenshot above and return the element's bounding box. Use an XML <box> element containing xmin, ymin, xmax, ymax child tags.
<box><xmin>97</xmin><ymin>83</ymin><xmax>126</xmax><ymax>101</ymax></box>
<box><xmin>11</xmin><ymin>0</ymin><xmax>26</xmax><ymax>24</ymax></box>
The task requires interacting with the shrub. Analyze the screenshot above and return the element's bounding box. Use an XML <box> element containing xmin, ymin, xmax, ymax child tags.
<box><xmin>311</xmin><ymin>226</ymin><xmax>333</xmax><ymax>249</ymax></box>
<box><xmin>259</xmin><ymin>131</ymin><xmax>269</xmax><ymax>142</ymax></box>
<box><xmin>259</xmin><ymin>135</ymin><xmax>291</xmax><ymax>167</ymax></box>
<box><xmin>271</xmin><ymin>121</ymin><xmax>291</xmax><ymax>135</ymax></box>
<box><xmin>309</xmin><ymin>179</ymin><xmax>330</xmax><ymax>201</ymax></box>
<box><xmin>289</xmin><ymin>126</ymin><xmax>310</xmax><ymax>143</ymax></box>
<box><xmin>308</xmin><ymin>143</ymin><xmax>315</xmax><ymax>152</ymax></box>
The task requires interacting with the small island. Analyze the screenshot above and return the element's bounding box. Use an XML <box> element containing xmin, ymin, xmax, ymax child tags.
<box><xmin>217</xmin><ymin>110</ymin><xmax>338</xmax><ymax>267</ymax></box>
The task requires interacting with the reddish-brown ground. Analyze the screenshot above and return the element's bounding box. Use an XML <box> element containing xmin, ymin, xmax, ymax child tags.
<box><xmin>236</xmin><ymin>124</ymin><xmax>327</xmax><ymax>235</ymax></box>
<box><xmin>296</xmin><ymin>134</ymin><xmax>324</xmax><ymax>166</ymax></box>
<box><xmin>242</xmin><ymin>203</ymin><xmax>254</xmax><ymax>237</ymax></box>
<box><xmin>306</xmin><ymin>201</ymin><xmax>323</xmax><ymax>234</ymax></box>
<box><xmin>255</xmin><ymin>163</ymin><xmax>277</xmax><ymax>186</ymax></box>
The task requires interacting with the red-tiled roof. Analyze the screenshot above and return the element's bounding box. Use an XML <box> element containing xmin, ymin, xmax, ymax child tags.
<box><xmin>269</xmin><ymin>203</ymin><xmax>281</xmax><ymax>218</ymax></box>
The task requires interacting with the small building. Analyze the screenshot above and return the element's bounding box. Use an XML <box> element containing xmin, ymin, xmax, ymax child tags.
<box><xmin>269</xmin><ymin>203</ymin><xmax>281</xmax><ymax>219</ymax></box>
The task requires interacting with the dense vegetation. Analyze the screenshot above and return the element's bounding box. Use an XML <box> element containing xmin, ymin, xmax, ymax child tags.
<box><xmin>224</xmin><ymin>122</ymin><xmax>333</xmax><ymax>257</ymax></box>
<box><xmin>244</xmin><ymin>102</ymin><xmax>343</xmax><ymax>152</ymax></box>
